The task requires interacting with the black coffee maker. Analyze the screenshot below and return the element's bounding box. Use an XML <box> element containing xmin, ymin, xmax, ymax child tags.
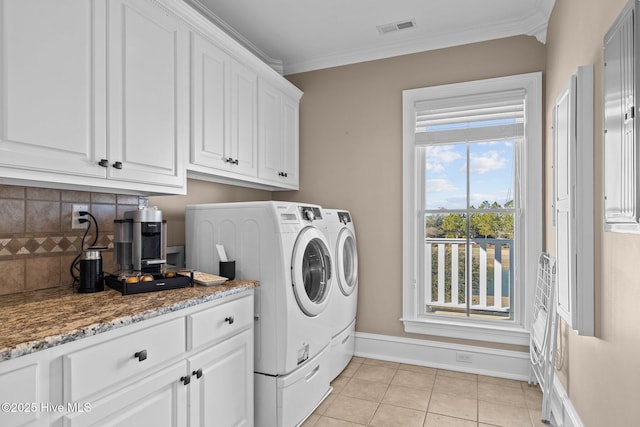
<box><xmin>114</xmin><ymin>207</ymin><xmax>167</xmax><ymax>273</ymax></box>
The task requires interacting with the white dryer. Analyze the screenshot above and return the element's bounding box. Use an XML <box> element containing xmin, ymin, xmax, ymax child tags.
<box><xmin>322</xmin><ymin>209</ymin><xmax>359</xmax><ymax>381</ymax></box>
<box><xmin>185</xmin><ymin>201</ymin><xmax>334</xmax><ymax>427</ymax></box>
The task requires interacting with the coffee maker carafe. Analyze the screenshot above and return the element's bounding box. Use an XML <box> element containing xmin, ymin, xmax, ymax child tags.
<box><xmin>114</xmin><ymin>206</ymin><xmax>167</xmax><ymax>272</ymax></box>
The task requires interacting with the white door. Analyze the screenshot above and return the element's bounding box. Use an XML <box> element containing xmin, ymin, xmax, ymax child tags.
<box><xmin>0</xmin><ymin>0</ymin><xmax>107</xmax><ymax>178</ymax></box>
<box><xmin>554</xmin><ymin>77</ymin><xmax>576</xmax><ymax>326</ymax></box>
<box><xmin>257</xmin><ymin>78</ymin><xmax>283</xmax><ymax>182</ymax></box>
<box><xmin>107</xmin><ymin>0</ymin><xmax>188</xmax><ymax>187</ymax></box>
<box><xmin>229</xmin><ymin>60</ymin><xmax>258</xmax><ymax>176</ymax></box>
<box><xmin>335</xmin><ymin>228</ymin><xmax>358</xmax><ymax>296</ymax></box>
<box><xmin>189</xmin><ymin>329</ymin><xmax>253</xmax><ymax>427</ymax></box>
<box><xmin>63</xmin><ymin>361</ymin><xmax>188</xmax><ymax>426</ymax></box>
<box><xmin>190</xmin><ymin>33</ymin><xmax>231</xmax><ymax>171</ymax></box>
<box><xmin>291</xmin><ymin>227</ymin><xmax>333</xmax><ymax>316</ymax></box>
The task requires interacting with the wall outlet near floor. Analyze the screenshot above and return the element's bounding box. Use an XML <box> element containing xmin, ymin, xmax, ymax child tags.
<box><xmin>456</xmin><ymin>352</ymin><xmax>473</xmax><ymax>363</ymax></box>
<box><xmin>72</xmin><ymin>204</ymin><xmax>89</xmax><ymax>229</ymax></box>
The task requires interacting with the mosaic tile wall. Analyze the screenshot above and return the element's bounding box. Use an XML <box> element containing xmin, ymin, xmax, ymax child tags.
<box><xmin>0</xmin><ymin>185</ymin><xmax>146</xmax><ymax>295</ymax></box>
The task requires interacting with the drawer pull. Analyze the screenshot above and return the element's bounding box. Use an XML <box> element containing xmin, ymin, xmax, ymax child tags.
<box><xmin>225</xmin><ymin>316</ymin><xmax>234</xmax><ymax>325</ymax></box>
<box><xmin>180</xmin><ymin>375</ymin><xmax>191</xmax><ymax>385</ymax></box>
<box><xmin>192</xmin><ymin>368</ymin><xmax>203</xmax><ymax>379</ymax></box>
<box><xmin>305</xmin><ymin>365</ymin><xmax>320</xmax><ymax>382</ymax></box>
<box><xmin>134</xmin><ymin>350</ymin><xmax>148</xmax><ymax>362</ymax></box>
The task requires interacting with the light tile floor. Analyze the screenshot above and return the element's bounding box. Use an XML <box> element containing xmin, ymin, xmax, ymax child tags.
<box><xmin>302</xmin><ymin>357</ymin><xmax>545</xmax><ymax>427</ymax></box>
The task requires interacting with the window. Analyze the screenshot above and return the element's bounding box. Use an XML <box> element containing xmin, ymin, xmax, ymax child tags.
<box><xmin>402</xmin><ymin>73</ymin><xmax>542</xmax><ymax>345</ymax></box>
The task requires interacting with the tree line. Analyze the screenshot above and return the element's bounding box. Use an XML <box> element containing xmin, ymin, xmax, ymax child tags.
<box><xmin>426</xmin><ymin>200</ymin><xmax>514</xmax><ymax>239</ymax></box>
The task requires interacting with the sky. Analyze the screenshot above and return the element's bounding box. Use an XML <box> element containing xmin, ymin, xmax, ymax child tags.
<box><xmin>425</xmin><ymin>140</ymin><xmax>515</xmax><ymax>210</ymax></box>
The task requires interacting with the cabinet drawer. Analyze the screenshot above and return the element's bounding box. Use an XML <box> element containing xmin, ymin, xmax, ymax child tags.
<box><xmin>63</xmin><ymin>317</ymin><xmax>186</xmax><ymax>401</ymax></box>
<box><xmin>189</xmin><ymin>295</ymin><xmax>253</xmax><ymax>350</ymax></box>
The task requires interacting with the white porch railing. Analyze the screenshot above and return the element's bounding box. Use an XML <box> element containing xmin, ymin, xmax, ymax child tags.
<box><xmin>425</xmin><ymin>238</ymin><xmax>514</xmax><ymax>315</ymax></box>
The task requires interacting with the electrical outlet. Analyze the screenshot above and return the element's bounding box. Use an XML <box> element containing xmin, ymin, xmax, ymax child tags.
<box><xmin>72</xmin><ymin>204</ymin><xmax>89</xmax><ymax>229</ymax></box>
<box><xmin>456</xmin><ymin>352</ymin><xmax>473</xmax><ymax>363</ymax></box>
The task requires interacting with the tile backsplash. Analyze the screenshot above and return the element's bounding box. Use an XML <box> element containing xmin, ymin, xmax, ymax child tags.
<box><xmin>0</xmin><ymin>185</ymin><xmax>146</xmax><ymax>295</ymax></box>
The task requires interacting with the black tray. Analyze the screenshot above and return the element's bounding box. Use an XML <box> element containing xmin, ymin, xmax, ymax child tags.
<box><xmin>105</xmin><ymin>271</ymin><xmax>194</xmax><ymax>295</ymax></box>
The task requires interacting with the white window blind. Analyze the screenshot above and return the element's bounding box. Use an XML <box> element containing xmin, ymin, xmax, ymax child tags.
<box><xmin>414</xmin><ymin>89</ymin><xmax>526</xmax><ymax>145</ymax></box>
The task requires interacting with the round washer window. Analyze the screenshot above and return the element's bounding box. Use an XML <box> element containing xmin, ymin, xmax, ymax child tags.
<box><xmin>291</xmin><ymin>227</ymin><xmax>333</xmax><ymax>317</ymax></box>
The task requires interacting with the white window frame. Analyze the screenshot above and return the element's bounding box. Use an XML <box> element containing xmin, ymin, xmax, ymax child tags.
<box><xmin>401</xmin><ymin>72</ymin><xmax>543</xmax><ymax>346</ymax></box>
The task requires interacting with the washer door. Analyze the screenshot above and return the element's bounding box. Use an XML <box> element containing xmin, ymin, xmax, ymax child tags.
<box><xmin>291</xmin><ymin>227</ymin><xmax>332</xmax><ymax>316</ymax></box>
<box><xmin>336</xmin><ymin>228</ymin><xmax>358</xmax><ymax>296</ymax></box>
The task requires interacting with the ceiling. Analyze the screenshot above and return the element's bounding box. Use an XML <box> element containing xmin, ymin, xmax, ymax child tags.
<box><xmin>185</xmin><ymin>0</ymin><xmax>556</xmax><ymax>75</ymax></box>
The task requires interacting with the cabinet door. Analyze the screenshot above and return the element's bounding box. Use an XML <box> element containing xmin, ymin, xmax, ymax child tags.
<box><xmin>554</xmin><ymin>66</ymin><xmax>595</xmax><ymax>337</ymax></box>
<box><xmin>0</xmin><ymin>0</ymin><xmax>106</xmax><ymax>178</ymax></box>
<box><xmin>554</xmin><ymin>77</ymin><xmax>577</xmax><ymax>329</ymax></box>
<box><xmin>107</xmin><ymin>0</ymin><xmax>188</xmax><ymax>188</ymax></box>
<box><xmin>191</xmin><ymin>33</ymin><xmax>232</xmax><ymax>171</ymax></box>
<box><xmin>229</xmin><ymin>60</ymin><xmax>258</xmax><ymax>177</ymax></box>
<box><xmin>0</xmin><ymin>361</ymin><xmax>41</xmax><ymax>426</ymax></box>
<box><xmin>257</xmin><ymin>79</ymin><xmax>283</xmax><ymax>182</ymax></box>
<box><xmin>63</xmin><ymin>361</ymin><xmax>188</xmax><ymax>427</ymax></box>
<box><xmin>604</xmin><ymin>2</ymin><xmax>639</xmax><ymax>228</ymax></box>
<box><xmin>189</xmin><ymin>329</ymin><xmax>253</xmax><ymax>427</ymax></box>
<box><xmin>281</xmin><ymin>96</ymin><xmax>300</xmax><ymax>188</ymax></box>
<box><xmin>258</xmin><ymin>79</ymin><xmax>300</xmax><ymax>189</ymax></box>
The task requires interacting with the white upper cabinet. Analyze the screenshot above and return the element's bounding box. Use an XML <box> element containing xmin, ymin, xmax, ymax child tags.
<box><xmin>0</xmin><ymin>0</ymin><xmax>187</xmax><ymax>194</ymax></box>
<box><xmin>604</xmin><ymin>0</ymin><xmax>640</xmax><ymax>232</ymax></box>
<box><xmin>189</xmin><ymin>27</ymin><xmax>302</xmax><ymax>190</ymax></box>
<box><xmin>106</xmin><ymin>0</ymin><xmax>188</xmax><ymax>189</ymax></box>
<box><xmin>0</xmin><ymin>0</ymin><xmax>301</xmax><ymax>194</ymax></box>
<box><xmin>0</xmin><ymin>0</ymin><xmax>107</xmax><ymax>179</ymax></box>
<box><xmin>190</xmin><ymin>33</ymin><xmax>258</xmax><ymax>179</ymax></box>
<box><xmin>258</xmin><ymin>78</ymin><xmax>300</xmax><ymax>189</ymax></box>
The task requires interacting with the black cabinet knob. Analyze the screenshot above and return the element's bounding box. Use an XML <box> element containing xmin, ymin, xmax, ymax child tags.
<box><xmin>112</xmin><ymin>161</ymin><xmax>123</xmax><ymax>169</ymax></box>
<box><xmin>225</xmin><ymin>316</ymin><xmax>234</xmax><ymax>325</ymax></box>
<box><xmin>134</xmin><ymin>350</ymin><xmax>147</xmax><ymax>362</ymax></box>
<box><xmin>232</xmin><ymin>159</ymin><xmax>239</xmax><ymax>165</ymax></box>
<box><xmin>180</xmin><ymin>375</ymin><xmax>191</xmax><ymax>385</ymax></box>
<box><xmin>192</xmin><ymin>368</ymin><xmax>203</xmax><ymax>379</ymax></box>
<box><xmin>98</xmin><ymin>159</ymin><xmax>109</xmax><ymax>168</ymax></box>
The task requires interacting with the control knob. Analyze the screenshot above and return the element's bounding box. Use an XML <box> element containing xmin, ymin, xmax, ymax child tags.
<box><xmin>303</xmin><ymin>208</ymin><xmax>315</xmax><ymax>221</ymax></box>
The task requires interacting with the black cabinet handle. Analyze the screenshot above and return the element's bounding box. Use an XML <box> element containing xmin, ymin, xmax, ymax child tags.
<box><xmin>192</xmin><ymin>368</ymin><xmax>203</xmax><ymax>379</ymax></box>
<box><xmin>278</xmin><ymin>171</ymin><xmax>288</xmax><ymax>177</ymax></box>
<box><xmin>134</xmin><ymin>350</ymin><xmax>147</xmax><ymax>362</ymax></box>
<box><xmin>98</xmin><ymin>159</ymin><xmax>109</xmax><ymax>168</ymax></box>
<box><xmin>180</xmin><ymin>375</ymin><xmax>191</xmax><ymax>385</ymax></box>
<box><xmin>112</xmin><ymin>161</ymin><xmax>123</xmax><ymax>169</ymax></box>
<box><xmin>232</xmin><ymin>159</ymin><xmax>239</xmax><ymax>165</ymax></box>
<box><xmin>225</xmin><ymin>316</ymin><xmax>234</xmax><ymax>325</ymax></box>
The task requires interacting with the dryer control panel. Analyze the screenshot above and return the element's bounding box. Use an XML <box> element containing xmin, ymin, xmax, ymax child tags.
<box><xmin>299</xmin><ymin>206</ymin><xmax>322</xmax><ymax>222</ymax></box>
<box><xmin>337</xmin><ymin>211</ymin><xmax>351</xmax><ymax>224</ymax></box>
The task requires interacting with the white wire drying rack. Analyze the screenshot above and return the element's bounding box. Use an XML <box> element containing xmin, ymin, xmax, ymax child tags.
<box><xmin>529</xmin><ymin>252</ymin><xmax>558</xmax><ymax>424</ymax></box>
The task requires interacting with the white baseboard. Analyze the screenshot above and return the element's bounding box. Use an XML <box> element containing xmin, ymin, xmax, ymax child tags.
<box><xmin>354</xmin><ymin>331</ymin><xmax>530</xmax><ymax>380</ymax></box>
<box><xmin>353</xmin><ymin>332</ymin><xmax>584</xmax><ymax>427</ymax></box>
<box><xmin>550</xmin><ymin>374</ymin><xmax>584</xmax><ymax>427</ymax></box>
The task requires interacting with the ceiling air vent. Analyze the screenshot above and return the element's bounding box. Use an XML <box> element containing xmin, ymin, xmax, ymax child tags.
<box><xmin>377</xmin><ymin>19</ymin><xmax>416</xmax><ymax>35</ymax></box>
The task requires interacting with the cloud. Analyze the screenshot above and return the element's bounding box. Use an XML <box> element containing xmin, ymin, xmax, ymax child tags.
<box><xmin>426</xmin><ymin>145</ymin><xmax>462</xmax><ymax>174</ymax></box>
<box><xmin>427</xmin><ymin>178</ymin><xmax>457</xmax><ymax>193</ymax></box>
<box><xmin>468</xmin><ymin>151</ymin><xmax>506</xmax><ymax>174</ymax></box>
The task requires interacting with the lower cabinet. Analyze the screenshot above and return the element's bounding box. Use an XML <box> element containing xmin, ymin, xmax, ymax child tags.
<box><xmin>62</xmin><ymin>361</ymin><xmax>188</xmax><ymax>427</ymax></box>
<box><xmin>189</xmin><ymin>329</ymin><xmax>253</xmax><ymax>426</ymax></box>
<box><xmin>0</xmin><ymin>290</ymin><xmax>253</xmax><ymax>427</ymax></box>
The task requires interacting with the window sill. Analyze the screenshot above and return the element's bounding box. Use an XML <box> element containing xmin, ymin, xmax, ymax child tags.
<box><xmin>402</xmin><ymin>317</ymin><xmax>530</xmax><ymax>346</ymax></box>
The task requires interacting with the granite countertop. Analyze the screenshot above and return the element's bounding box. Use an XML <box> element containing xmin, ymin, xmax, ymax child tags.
<box><xmin>0</xmin><ymin>280</ymin><xmax>258</xmax><ymax>361</ymax></box>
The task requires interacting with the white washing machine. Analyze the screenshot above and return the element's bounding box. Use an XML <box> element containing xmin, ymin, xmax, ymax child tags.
<box><xmin>185</xmin><ymin>201</ymin><xmax>334</xmax><ymax>427</ymax></box>
<box><xmin>322</xmin><ymin>209</ymin><xmax>358</xmax><ymax>381</ymax></box>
